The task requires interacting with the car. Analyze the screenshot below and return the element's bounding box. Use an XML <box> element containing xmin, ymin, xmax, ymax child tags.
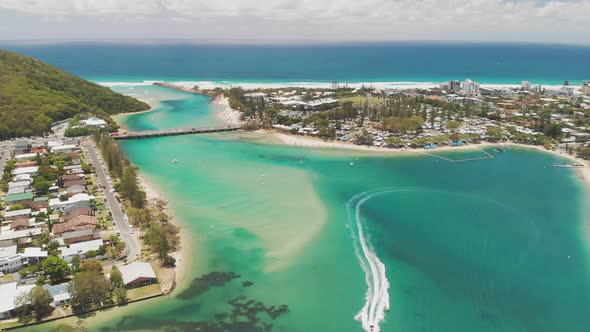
<box><xmin>0</xmin><ymin>272</ymin><xmax>4</xmax><ymax>278</ymax></box>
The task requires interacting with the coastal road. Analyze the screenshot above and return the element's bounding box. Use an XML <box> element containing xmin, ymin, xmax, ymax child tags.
<box><xmin>82</xmin><ymin>139</ymin><xmax>141</xmax><ymax>262</ymax></box>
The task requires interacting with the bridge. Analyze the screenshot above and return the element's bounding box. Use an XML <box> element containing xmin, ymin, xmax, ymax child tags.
<box><xmin>111</xmin><ymin>125</ymin><xmax>242</xmax><ymax>140</ymax></box>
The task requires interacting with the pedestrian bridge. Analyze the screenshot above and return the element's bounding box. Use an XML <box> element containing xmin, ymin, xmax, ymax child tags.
<box><xmin>111</xmin><ymin>126</ymin><xmax>242</xmax><ymax>140</ymax></box>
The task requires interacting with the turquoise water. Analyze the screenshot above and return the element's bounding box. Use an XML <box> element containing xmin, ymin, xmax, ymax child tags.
<box><xmin>2</xmin><ymin>43</ymin><xmax>590</xmax><ymax>85</ymax></box>
<box><xmin>22</xmin><ymin>86</ymin><xmax>588</xmax><ymax>332</ymax></box>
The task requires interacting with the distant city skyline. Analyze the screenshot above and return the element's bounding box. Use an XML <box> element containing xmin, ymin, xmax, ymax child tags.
<box><xmin>0</xmin><ymin>0</ymin><xmax>589</xmax><ymax>45</ymax></box>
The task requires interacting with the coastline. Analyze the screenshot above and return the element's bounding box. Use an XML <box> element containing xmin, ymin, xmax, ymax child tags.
<box><xmin>135</xmin><ymin>172</ymin><xmax>191</xmax><ymax>294</ymax></box>
<box><xmin>210</xmin><ymin>95</ymin><xmax>243</xmax><ymax>126</ymax></box>
<box><xmin>112</xmin><ymin>99</ymin><xmax>160</xmax><ymax>132</ymax></box>
<box><xmin>265</xmin><ymin>129</ymin><xmax>590</xmax><ymax>185</ymax></box>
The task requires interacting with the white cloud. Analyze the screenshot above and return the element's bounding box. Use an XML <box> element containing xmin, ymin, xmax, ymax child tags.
<box><xmin>0</xmin><ymin>0</ymin><xmax>589</xmax><ymax>43</ymax></box>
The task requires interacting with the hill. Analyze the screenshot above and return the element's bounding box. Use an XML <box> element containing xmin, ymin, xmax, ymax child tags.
<box><xmin>0</xmin><ymin>50</ymin><xmax>149</xmax><ymax>139</ymax></box>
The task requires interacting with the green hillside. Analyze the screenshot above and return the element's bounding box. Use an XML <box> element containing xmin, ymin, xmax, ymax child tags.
<box><xmin>0</xmin><ymin>50</ymin><xmax>149</xmax><ymax>139</ymax></box>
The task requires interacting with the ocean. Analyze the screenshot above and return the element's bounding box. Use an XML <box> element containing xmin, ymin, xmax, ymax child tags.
<box><xmin>2</xmin><ymin>42</ymin><xmax>590</xmax><ymax>85</ymax></box>
<box><xmin>10</xmin><ymin>44</ymin><xmax>590</xmax><ymax>332</ymax></box>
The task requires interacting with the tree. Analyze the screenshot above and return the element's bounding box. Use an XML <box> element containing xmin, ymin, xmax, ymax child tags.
<box><xmin>109</xmin><ymin>266</ymin><xmax>124</xmax><ymax>289</ymax></box>
<box><xmin>144</xmin><ymin>222</ymin><xmax>180</xmax><ymax>265</ymax></box>
<box><xmin>71</xmin><ymin>256</ymin><xmax>81</xmax><ymax>272</ymax></box>
<box><xmin>446</xmin><ymin>120</ymin><xmax>462</xmax><ymax>131</ymax></box>
<box><xmin>29</xmin><ymin>286</ymin><xmax>54</xmax><ymax>320</ymax></box>
<box><xmin>80</xmin><ymin>261</ymin><xmax>103</xmax><ymax>273</ymax></box>
<box><xmin>69</xmin><ymin>271</ymin><xmax>112</xmax><ymax>314</ymax></box>
<box><xmin>42</xmin><ymin>256</ymin><xmax>71</xmax><ymax>283</ymax></box>
<box><xmin>485</xmin><ymin>126</ymin><xmax>505</xmax><ymax>142</ymax></box>
<box><xmin>14</xmin><ymin>286</ymin><xmax>54</xmax><ymax>321</ymax></box>
<box><xmin>354</xmin><ymin>129</ymin><xmax>373</xmax><ymax>145</ymax></box>
<box><xmin>113</xmin><ymin>287</ymin><xmax>128</xmax><ymax>304</ymax></box>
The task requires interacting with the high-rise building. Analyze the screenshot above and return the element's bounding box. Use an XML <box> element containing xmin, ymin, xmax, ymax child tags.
<box><xmin>582</xmin><ymin>81</ymin><xmax>590</xmax><ymax>95</ymax></box>
<box><xmin>439</xmin><ymin>82</ymin><xmax>450</xmax><ymax>91</ymax></box>
<box><xmin>521</xmin><ymin>81</ymin><xmax>533</xmax><ymax>91</ymax></box>
<box><xmin>461</xmin><ymin>79</ymin><xmax>480</xmax><ymax>95</ymax></box>
<box><xmin>449</xmin><ymin>80</ymin><xmax>461</xmax><ymax>93</ymax></box>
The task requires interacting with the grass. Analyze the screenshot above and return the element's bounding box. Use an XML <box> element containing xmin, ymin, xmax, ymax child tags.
<box><xmin>127</xmin><ymin>284</ymin><xmax>162</xmax><ymax>301</ymax></box>
<box><xmin>1</xmin><ymin>273</ymin><xmax>14</xmax><ymax>282</ymax></box>
<box><xmin>0</xmin><ymin>320</ymin><xmax>22</xmax><ymax>329</ymax></box>
<box><xmin>338</xmin><ymin>96</ymin><xmax>383</xmax><ymax>107</ymax></box>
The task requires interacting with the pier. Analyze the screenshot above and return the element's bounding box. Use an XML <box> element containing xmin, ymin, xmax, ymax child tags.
<box><xmin>111</xmin><ymin>126</ymin><xmax>242</xmax><ymax>140</ymax></box>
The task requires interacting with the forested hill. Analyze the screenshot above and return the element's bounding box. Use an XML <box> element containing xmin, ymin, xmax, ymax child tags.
<box><xmin>0</xmin><ymin>50</ymin><xmax>149</xmax><ymax>139</ymax></box>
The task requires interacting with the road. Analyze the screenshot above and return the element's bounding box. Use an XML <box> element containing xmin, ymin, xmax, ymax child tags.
<box><xmin>82</xmin><ymin>139</ymin><xmax>141</xmax><ymax>262</ymax></box>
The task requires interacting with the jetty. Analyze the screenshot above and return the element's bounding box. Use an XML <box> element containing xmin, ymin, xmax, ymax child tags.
<box><xmin>111</xmin><ymin>126</ymin><xmax>242</xmax><ymax>140</ymax></box>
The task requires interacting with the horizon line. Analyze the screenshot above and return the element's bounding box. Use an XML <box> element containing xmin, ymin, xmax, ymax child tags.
<box><xmin>1</xmin><ymin>38</ymin><xmax>589</xmax><ymax>48</ymax></box>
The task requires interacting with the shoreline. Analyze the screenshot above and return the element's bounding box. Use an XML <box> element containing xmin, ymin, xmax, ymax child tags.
<box><xmin>265</xmin><ymin>129</ymin><xmax>590</xmax><ymax>185</ymax></box>
<box><xmin>135</xmin><ymin>172</ymin><xmax>191</xmax><ymax>294</ymax></box>
<box><xmin>98</xmin><ymin>80</ymin><xmax>578</xmax><ymax>92</ymax></box>
<box><xmin>112</xmin><ymin>99</ymin><xmax>160</xmax><ymax>132</ymax></box>
<box><xmin>210</xmin><ymin>95</ymin><xmax>243</xmax><ymax>126</ymax></box>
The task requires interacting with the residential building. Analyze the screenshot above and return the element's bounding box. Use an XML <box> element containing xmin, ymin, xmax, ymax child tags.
<box><xmin>51</xmin><ymin>145</ymin><xmax>78</xmax><ymax>154</ymax></box>
<box><xmin>21</xmin><ymin>247</ymin><xmax>48</xmax><ymax>265</ymax></box>
<box><xmin>521</xmin><ymin>81</ymin><xmax>533</xmax><ymax>91</ymax></box>
<box><xmin>61</xmin><ymin>239</ymin><xmax>104</xmax><ymax>262</ymax></box>
<box><xmin>14</xmin><ymin>141</ymin><xmax>29</xmax><ymax>154</ymax></box>
<box><xmin>80</xmin><ymin>117</ymin><xmax>107</xmax><ymax>128</ymax></box>
<box><xmin>43</xmin><ymin>283</ymin><xmax>71</xmax><ymax>307</ymax></box>
<box><xmin>461</xmin><ymin>79</ymin><xmax>480</xmax><ymax>95</ymax></box>
<box><xmin>4</xmin><ymin>192</ymin><xmax>34</xmax><ymax>206</ymax></box>
<box><xmin>0</xmin><ymin>282</ymin><xmax>35</xmax><ymax>320</ymax></box>
<box><xmin>4</xmin><ymin>209</ymin><xmax>32</xmax><ymax>221</ymax></box>
<box><xmin>49</xmin><ymin>193</ymin><xmax>94</xmax><ymax>212</ymax></box>
<box><xmin>0</xmin><ymin>246</ymin><xmax>25</xmax><ymax>274</ymax></box>
<box><xmin>52</xmin><ymin>215</ymin><xmax>98</xmax><ymax>237</ymax></box>
<box><xmin>118</xmin><ymin>262</ymin><xmax>158</xmax><ymax>289</ymax></box>
<box><xmin>0</xmin><ymin>228</ymin><xmax>43</xmax><ymax>248</ymax></box>
<box><xmin>60</xmin><ymin>229</ymin><xmax>97</xmax><ymax>245</ymax></box>
<box><xmin>12</xmin><ymin>166</ymin><xmax>39</xmax><ymax>176</ymax></box>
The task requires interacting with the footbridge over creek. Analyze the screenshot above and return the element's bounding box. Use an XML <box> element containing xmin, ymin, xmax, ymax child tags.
<box><xmin>111</xmin><ymin>125</ymin><xmax>243</xmax><ymax>140</ymax></box>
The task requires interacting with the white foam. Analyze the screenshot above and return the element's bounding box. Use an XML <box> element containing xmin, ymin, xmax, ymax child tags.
<box><xmin>347</xmin><ymin>190</ymin><xmax>392</xmax><ymax>332</ymax></box>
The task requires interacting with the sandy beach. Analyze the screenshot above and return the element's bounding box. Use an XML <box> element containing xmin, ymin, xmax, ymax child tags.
<box><xmin>268</xmin><ymin>130</ymin><xmax>590</xmax><ymax>186</ymax></box>
<box><xmin>211</xmin><ymin>95</ymin><xmax>243</xmax><ymax>126</ymax></box>
<box><xmin>136</xmin><ymin>173</ymin><xmax>191</xmax><ymax>294</ymax></box>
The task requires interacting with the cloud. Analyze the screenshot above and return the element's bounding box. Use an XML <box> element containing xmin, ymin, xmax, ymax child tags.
<box><xmin>0</xmin><ymin>0</ymin><xmax>589</xmax><ymax>43</ymax></box>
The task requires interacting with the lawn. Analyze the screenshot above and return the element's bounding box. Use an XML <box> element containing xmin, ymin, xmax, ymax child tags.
<box><xmin>0</xmin><ymin>273</ymin><xmax>14</xmax><ymax>283</ymax></box>
<box><xmin>127</xmin><ymin>284</ymin><xmax>162</xmax><ymax>301</ymax></box>
<box><xmin>338</xmin><ymin>96</ymin><xmax>383</xmax><ymax>107</ymax></box>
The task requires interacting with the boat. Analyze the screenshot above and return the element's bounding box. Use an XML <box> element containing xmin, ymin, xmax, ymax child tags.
<box><xmin>553</xmin><ymin>164</ymin><xmax>584</xmax><ymax>168</ymax></box>
<box><xmin>171</xmin><ymin>159</ymin><xmax>178</xmax><ymax>164</ymax></box>
<box><xmin>495</xmin><ymin>146</ymin><xmax>505</xmax><ymax>152</ymax></box>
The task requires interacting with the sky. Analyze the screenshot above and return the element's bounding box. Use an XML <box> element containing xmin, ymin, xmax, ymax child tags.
<box><xmin>0</xmin><ymin>0</ymin><xmax>589</xmax><ymax>44</ymax></box>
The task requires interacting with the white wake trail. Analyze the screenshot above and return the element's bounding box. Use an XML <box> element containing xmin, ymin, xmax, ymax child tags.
<box><xmin>348</xmin><ymin>189</ymin><xmax>393</xmax><ymax>332</ymax></box>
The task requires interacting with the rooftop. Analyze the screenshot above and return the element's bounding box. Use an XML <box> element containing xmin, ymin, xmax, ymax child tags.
<box><xmin>118</xmin><ymin>262</ymin><xmax>157</xmax><ymax>285</ymax></box>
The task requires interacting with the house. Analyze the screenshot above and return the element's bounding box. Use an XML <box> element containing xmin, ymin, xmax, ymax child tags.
<box><xmin>43</xmin><ymin>283</ymin><xmax>71</xmax><ymax>307</ymax></box>
<box><xmin>52</xmin><ymin>215</ymin><xmax>98</xmax><ymax>238</ymax></box>
<box><xmin>63</xmin><ymin>179</ymin><xmax>86</xmax><ymax>188</ymax></box>
<box><xmin>31</xmin><ymin>197</ymin><xmax>49</xmax><ymax>210</ymax></box>
<box><xmin>14</xmin><ymin>161</ymin><xmax>37</xmax><ymax>168</ymax></box>
<box><xmin>67</xmin><ymin>185</ymin><xmax>87</xmax><ymax>195</ymax></box>
<box><xmin>21</xmin><ymin>247</ymin><xmax>48</xmax><ymax>265</ymax></box>
<box><xmin>49</xmin><ymin>193</ymin><xmax>94</xmax><ymax>212</ymax></box>
<box><xmin>62</xmin><ymin>173</ymin><xmax>84</xmax><ymax>181</ymax></box>
<box><xmin>60</xmin><ymin>229</ymin><xmax>97</xmax><ymax>245</ymax></box>
<box><xmin>10</xmin><ymin>217</ymin><xmax>29</xmax><ymax>231</ymax></box>
<box><xmin>30</xmin><ymin>148</ymin><xmax>46</xmax><ymax>155</ymax></box>
<box><xmin>0</xmin><ymin>282</ymin><xmax>35</xmax><ymax>320</ymax></box>
<box><xmin>4</xmin><ymin>209</ymin><xmax>32</xmax><ymax>221</ymax></box>
<box><xmin>0</xmin><ymin>246</ymin><xmax>26</xmax><ymax>274</ymax></box>
<box><xmin>14</xmin><ymin>153</ymin><xmax>38</xmax><ymax>161</ymax></box>
<box><xmin>60</xmin><ymin>239</ymin><xmax>104</xmax><ymax>262</ymax></box>
<box><xmin>80</xmin><ymin>117</ymin><xmax>107</xmax><ymax>128</ymax></box>
<box><xmin>118</xmin><ymin>262</ymin><xmax>158</xmax><ymax>289</ymax></box>
<box><xmin>14</xmin><ymin>140</ymin><xmax>29</xmax><ymax>154</ymax></box>
<box><xmin>4</xmin><ymin>192</ymin><xmax>34</xmax><ymax>206</ymax></box>
<box><xmin>0</xmin><ymin>228</ymin><xmax>43</xmax><ymax>248</ymax></box>
<box><xmin>63</xmin><ymin>207</ymin><xmax>93</xmax><ymax>222</ymax></box>
<box><xmin>12</xmin><ymin>166</ymin><xmax>39</xmax><ymax>177</ymax></box>
<box><xmin>51</xmin><ymin>145</ymin><xmax>78</xmax><ymax>154</ymax></box>
<box><xmin>13</xmin><ymin>174</ymin><xmax>32</xmax><ymax>182</ymax></box>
